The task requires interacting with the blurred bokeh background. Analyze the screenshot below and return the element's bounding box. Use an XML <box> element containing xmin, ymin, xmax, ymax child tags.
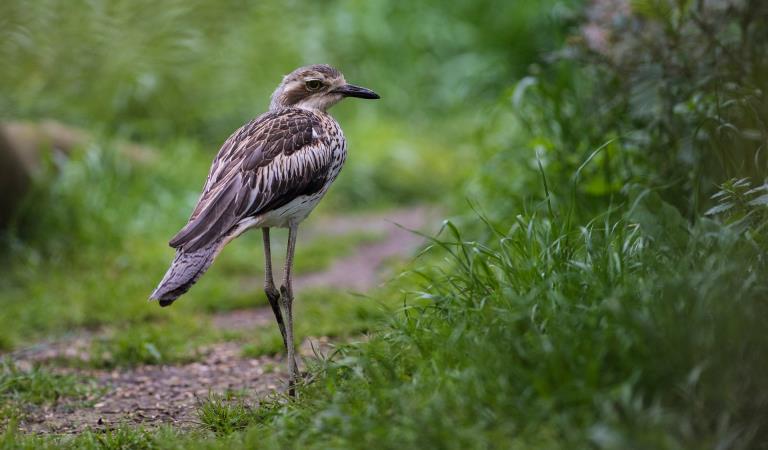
<box><xmin>2</xmin><ymin>0</ymin><xmax>768</xmax><ymax>447</ymax></box>
<box><xmin>0</xmin><ymin>0</ymin><xmax>572</xmax><ymax>349</ymax></box>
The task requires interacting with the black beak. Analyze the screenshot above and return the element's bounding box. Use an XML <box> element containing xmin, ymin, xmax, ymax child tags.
<box><xmin>333</xmin><ymin>84</ymin><xmax>380</xmax><ymax>99</ymax></box>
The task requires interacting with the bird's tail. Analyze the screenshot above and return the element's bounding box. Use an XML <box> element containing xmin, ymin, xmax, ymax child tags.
<box><xmin>149</xmin><ymin>240</ymin><xmax>222</xmax><ymax>307</ymax></box>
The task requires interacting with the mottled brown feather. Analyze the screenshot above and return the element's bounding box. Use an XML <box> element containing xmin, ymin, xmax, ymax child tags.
<box><xmin>169</xmin><ymin>108</ymin><xmax>329</xmax><ymax>252</ymax></box>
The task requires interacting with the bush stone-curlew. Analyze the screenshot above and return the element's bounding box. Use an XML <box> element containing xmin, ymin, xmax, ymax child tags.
<box><xmin>149</xmin><ymin>64</ymin><xmax>379</xmax><ymax>394</ymax></box>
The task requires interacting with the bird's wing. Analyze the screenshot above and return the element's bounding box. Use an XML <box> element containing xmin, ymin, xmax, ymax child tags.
<box><xmin>168</xmin><ymin>108</ymin><xmax>334</xmax><ymax>252</ymax></box>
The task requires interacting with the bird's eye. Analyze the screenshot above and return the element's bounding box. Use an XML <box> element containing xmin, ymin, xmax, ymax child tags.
<box><xmin>305</xmin><ymin>79</ymin><xmax>323</xmax><ymax>91</ymax></box>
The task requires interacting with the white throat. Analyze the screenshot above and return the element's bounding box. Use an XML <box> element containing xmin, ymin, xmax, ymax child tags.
<box><xmin>294</xmin><ymin>94</ymin><xmax>343</xmax><ymax>112</ymax></box>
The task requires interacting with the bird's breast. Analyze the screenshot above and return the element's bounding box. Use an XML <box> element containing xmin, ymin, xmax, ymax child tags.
<box><xmin>252</xmin><ymin>116</ymin><xmax>346</xmax><ymax>229</ymax></box>
<box><xmin>319</xmin><ymin>116</ymin><xmax>347</xmax><ymax>177</ymax></box>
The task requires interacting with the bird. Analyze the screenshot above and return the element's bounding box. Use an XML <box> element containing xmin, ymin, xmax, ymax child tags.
<box><xmin>149</xmin><ymin>64</ymin><xmax>379</xmax><ymax>394</ymax></box>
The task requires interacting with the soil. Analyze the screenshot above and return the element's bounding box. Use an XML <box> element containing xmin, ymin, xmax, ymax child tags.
<box><xmin>7</xmin><ymin>205</ymin><xmax>437</xmax><ymax>434</ymax></box>
<box><xmin>21</xmin><ymin>343</ymin><xmax>284</xmax><ymax>434</ymax></box>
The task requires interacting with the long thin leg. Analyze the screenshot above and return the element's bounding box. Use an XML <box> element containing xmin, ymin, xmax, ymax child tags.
<box><xmin>279</xmin><ymin>223</ymin><xmax>300</xmax><ymax>396</ymax></box>
<box><xmin>262</xmin><ymin>228</ymin><xmax>288</xmax><ymax>350</ymax></box>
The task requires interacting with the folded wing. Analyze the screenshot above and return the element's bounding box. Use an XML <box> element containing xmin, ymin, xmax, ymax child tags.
<box><xmin>169</xmin><ymin>109</ymin><xmax>332</xmax><ymax>252</ymax></box>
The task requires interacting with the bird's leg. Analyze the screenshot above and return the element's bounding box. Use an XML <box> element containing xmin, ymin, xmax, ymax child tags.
<box><xmin>262</xmin><ymin>228</ymin><xmax>288</xmax><ymax>350</ymax></box>
<box><xmin>279</xmin><ymin>223</ymin><xmax>300</xmax><ymax>396</ymax></box>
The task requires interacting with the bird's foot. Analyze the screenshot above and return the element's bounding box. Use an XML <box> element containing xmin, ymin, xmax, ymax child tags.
<box><xmin>285</xmin><ymin>352</ymin><xmax>301</xmax><ymax>398</ymax></box>
<box><xmin>287</xmin><ymin>371</ymin><xmax>302</xmax><ymax>398</ymax></box>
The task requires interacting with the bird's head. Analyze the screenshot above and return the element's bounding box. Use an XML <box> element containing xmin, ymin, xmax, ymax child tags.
<box><xmin>269</xmin><ymin>64</ymin><xmax>380</xmax><ymax>112</ymax></box>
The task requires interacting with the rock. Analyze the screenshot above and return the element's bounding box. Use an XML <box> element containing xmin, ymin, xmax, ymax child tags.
<box><xmin>0</xmin><ymin>120</ymin><xmax>153</xmax><ymax>226</ymax></box>
<box><xmin>0</xmin><ymin>129</ymin><xmax>32</xmax><ymax>226</ymax></box>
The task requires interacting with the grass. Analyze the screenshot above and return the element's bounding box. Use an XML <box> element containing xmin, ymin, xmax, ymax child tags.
<box><xmin>1</xmin><ymin>1</ymin><xmax>766</xmax><ymax>448</ymax></box>
<box><xmin>184</xmin><ymin>193</ymin><xmax>768</xmax><ymax>449</ymax></box>
<box><xmin>0</xmin><ymin>119</ymin><xmax>447</xmax><ymax>350</ymax></box>
<box><xmin>0</xmin><ymin>359</ymin><xmax>99</xmax><ymax>427</ymax></box>
<box><xmin>241</xmin><ymin>288</ymin><xmax>390</xmax><ymax>358</ymax></box>
<box><xmin>0</xmin><ymin>137</ymin><xmax>404</xmax><ymax>350</ymax></box>
<box><xmin>2</xmin><ymin>188</ymin><xmax>765</xmax><ymax>447</ymax></box>
<box><xmin>29</xmin><ymin>268</ymin><xmax>402</xmax><ymax>368</ymax></box>
<box><xmin>85</xmin><ymin>316</ymin><xmax>215</xmax><ymax>368</ymax></box>
<box><xmin>0</xmin><ymin>425</ymin><xmax>180</xmax><ymax>450</ymax></box>
<box><xmin>5</xmin><ymin>177</ymin><xmax>764</xmax><ymax>449</ymax></box>
<box><xmin>240</xmin><ymin>331</ymin><xmax>284</xmax><ymax>359</ymax></box>
<box><xmin>0</xmin><ymin>360</ymin><xmax>94</xmax><ymax>406</ymax></box>
<box><xmin>197</xmin><ymin>392</ymin><xmax>263</xmax><ymax>435</ymax></box>
<box><xmin>74</xmin><ymin>180</ymin><xmax>761</xmax><ymax>450</ymax></box>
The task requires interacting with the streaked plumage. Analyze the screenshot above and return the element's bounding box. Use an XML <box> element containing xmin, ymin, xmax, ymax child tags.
<box><xmin>169</xmin><ymin>108</ymin><xmax>345</xmax><ymax>251</ymax></box>
<box><xmin>149</xmin><ymin>64</ymin><xmax>379</xmax><ymax>394</ymax></box>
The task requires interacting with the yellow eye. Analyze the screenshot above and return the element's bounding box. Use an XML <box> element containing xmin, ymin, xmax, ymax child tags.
<box><xmin>305</xmin><ymin>79</ymin><xmax>322</xmax><ymax>91</ymax></box>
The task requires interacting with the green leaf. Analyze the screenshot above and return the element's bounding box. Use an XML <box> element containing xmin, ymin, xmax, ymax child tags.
<box><xmin>705</xmin><ymin>202</ymin><xmax>735</xmax><ymax>216</ymax></box>
<box><xmin>748</xmin><ymin>194</ymin><xmax>768</xmax><ymax>207</ymax></box>
<box><xmin>625</xmin><ymin>185</ymin><xmax>689</xmax><ymax>248</ymax></box>
<box><xmin>143</xmin><ymin>342</ymin><xmax>162</xmax><ymax>362</ymax></box>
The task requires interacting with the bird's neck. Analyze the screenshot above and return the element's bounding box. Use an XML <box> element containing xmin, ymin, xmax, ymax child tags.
<box><xmin>270</xmin><ymin>104</ymin><xmax>328</xmax><ymax>115</ymax></box>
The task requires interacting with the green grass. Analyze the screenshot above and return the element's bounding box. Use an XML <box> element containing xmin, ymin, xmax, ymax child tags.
<box><xmin>16</xmin><ymin>187</ymin><xmax>757</xmax><ymax>450</ymax></box>
<box><xmin>3</xmin><ymin>200</ymin><xmax>765</xmax><ymax>450</ymax></box>
<box><xmin>0</xmin><ymin>359</ymin><xmax>99</xmax><ymax>427</ymax></box>
<box><xmin>0</xmin><ymin>360</ymin><xmax>94</xmax><ymax>406</ymax></box>
<box><xmin>240</xmin><ymin>330</ymin><xmax>285</xmax><ymax>359</ymax></box>
<box><xmin>0</xmin><ymin>138</ymin><xmax>413</xmax><ymax>351</ymax></box>
<box><xmin>185</xmin><ymin>194</ymin><xmax>767</xmax><ymax>449</ymax></box>
<box><xmin>241</xmin><ymin>288</ymin><xmax>391</xmax><ymax>358</ymax></box>
<box><xmin>1</xmin><ymin>424</ymin><xmax>182</xmax><ymax>450</ymax></box>
<box><xmin>0</xmin><ymin>0</ymin><xmax>485</xmax><ymax>354</ymax></box>
<box><xmin>38</xmin><ymin>276</ymin><xmax>398</xmax><ymax>368</ymax></box>
<box><xmin>1</xmin><ymin>1</ymin><xmax>766</xmax><ymax>448</ymax></box>
<box><xmin>85</xmin><ymin>316</ymin><xmax>216</xmax><ymax>368</ymax></box>
<box><xmin>197</xmin><ymin>392</ymin><xmax>264</xmax><ymax>435</ymax></box>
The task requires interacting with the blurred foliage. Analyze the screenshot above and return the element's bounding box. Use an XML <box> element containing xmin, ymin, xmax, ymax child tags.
<box><xmin>0</xmin><ymin>0</ymin><xmax>301</xmax><ymax>141</ymax></box>
<box><xmin>471</xmin><ymin>0</ymin><xmax>768</xmax><ymax>220</ymax></box>
<box><xmin>584</xmin><ymin>0</ymin><xmax>768</xmax><ymax>213</ymax></box>
<box><xmin>0</xmin><ymin>359</ymin><xmax>94</xmax><ymax>406</ymax></box>
<box><xmin>0</xmin><ymin>0</ymin><xmax>574</xmax><ymax>349</ymax></box>
<box><xmin>224</xmin><ymin>204</ymin><xmax>766</xmax><ymax>449</ymax></box>
<box><xmin>0</xmin><ymin>359</ymin><xmax>98</xmax><ymax>428</ymax></box>
<box><xmin>0</xmin><ymin>0</ymin><xmax>575</xmax><ymax>254</ymax></box>
<box><xmin>3</xmin><ymin>0</ymin><xmax>768</xmax><ymax>448</ymax></box>
<box><xmin>0</xmin><ymin>0</ymin><xmax>574</xmax><ymax>141</ymax></box>
<box><xmin>193</xmin><ymin>1</ymin><xmax>768</xmax><ymax>448</ymax></box>
<box><xmin>306</xmin><ymin>0</ymin><xmax>575</xmax><ymax>117</ymax></box>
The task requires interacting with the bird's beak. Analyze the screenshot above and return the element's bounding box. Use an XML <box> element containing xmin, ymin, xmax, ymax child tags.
<box><xmin>333</xmin><ymin>84</ymin><xmax>380</xmax><ymax>99</ymax></box>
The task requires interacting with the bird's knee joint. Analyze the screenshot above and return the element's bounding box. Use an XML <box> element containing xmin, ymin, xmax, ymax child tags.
<box><xmin>279</xmin><ymin>285</ymin><xmax>293</xmax><ymax>302</ymax></box>
<box><xmin>265</xmin><ymin>285</ymin><xmax>280</xmax><ymax>301</ymax></box>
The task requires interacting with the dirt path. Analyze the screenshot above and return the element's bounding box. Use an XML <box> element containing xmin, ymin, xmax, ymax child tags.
<box><xmin>22</xmin><ymin>343</ymin><xmax>284</xmax><ymax>434</ymax></box>
<box><xmin>213</xmin><ymin>205</ymin><xmax>433</xmax><ymax>331</ymax></box>
<box><xmin>11</xmin><ymin>205</ymin><xmax>438</xmax><ymax>433</ymax></box>
<box><xmin>296</xmin><ymin>205</ymin><xmax>430</xmax><ymax>292</ymax></box>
